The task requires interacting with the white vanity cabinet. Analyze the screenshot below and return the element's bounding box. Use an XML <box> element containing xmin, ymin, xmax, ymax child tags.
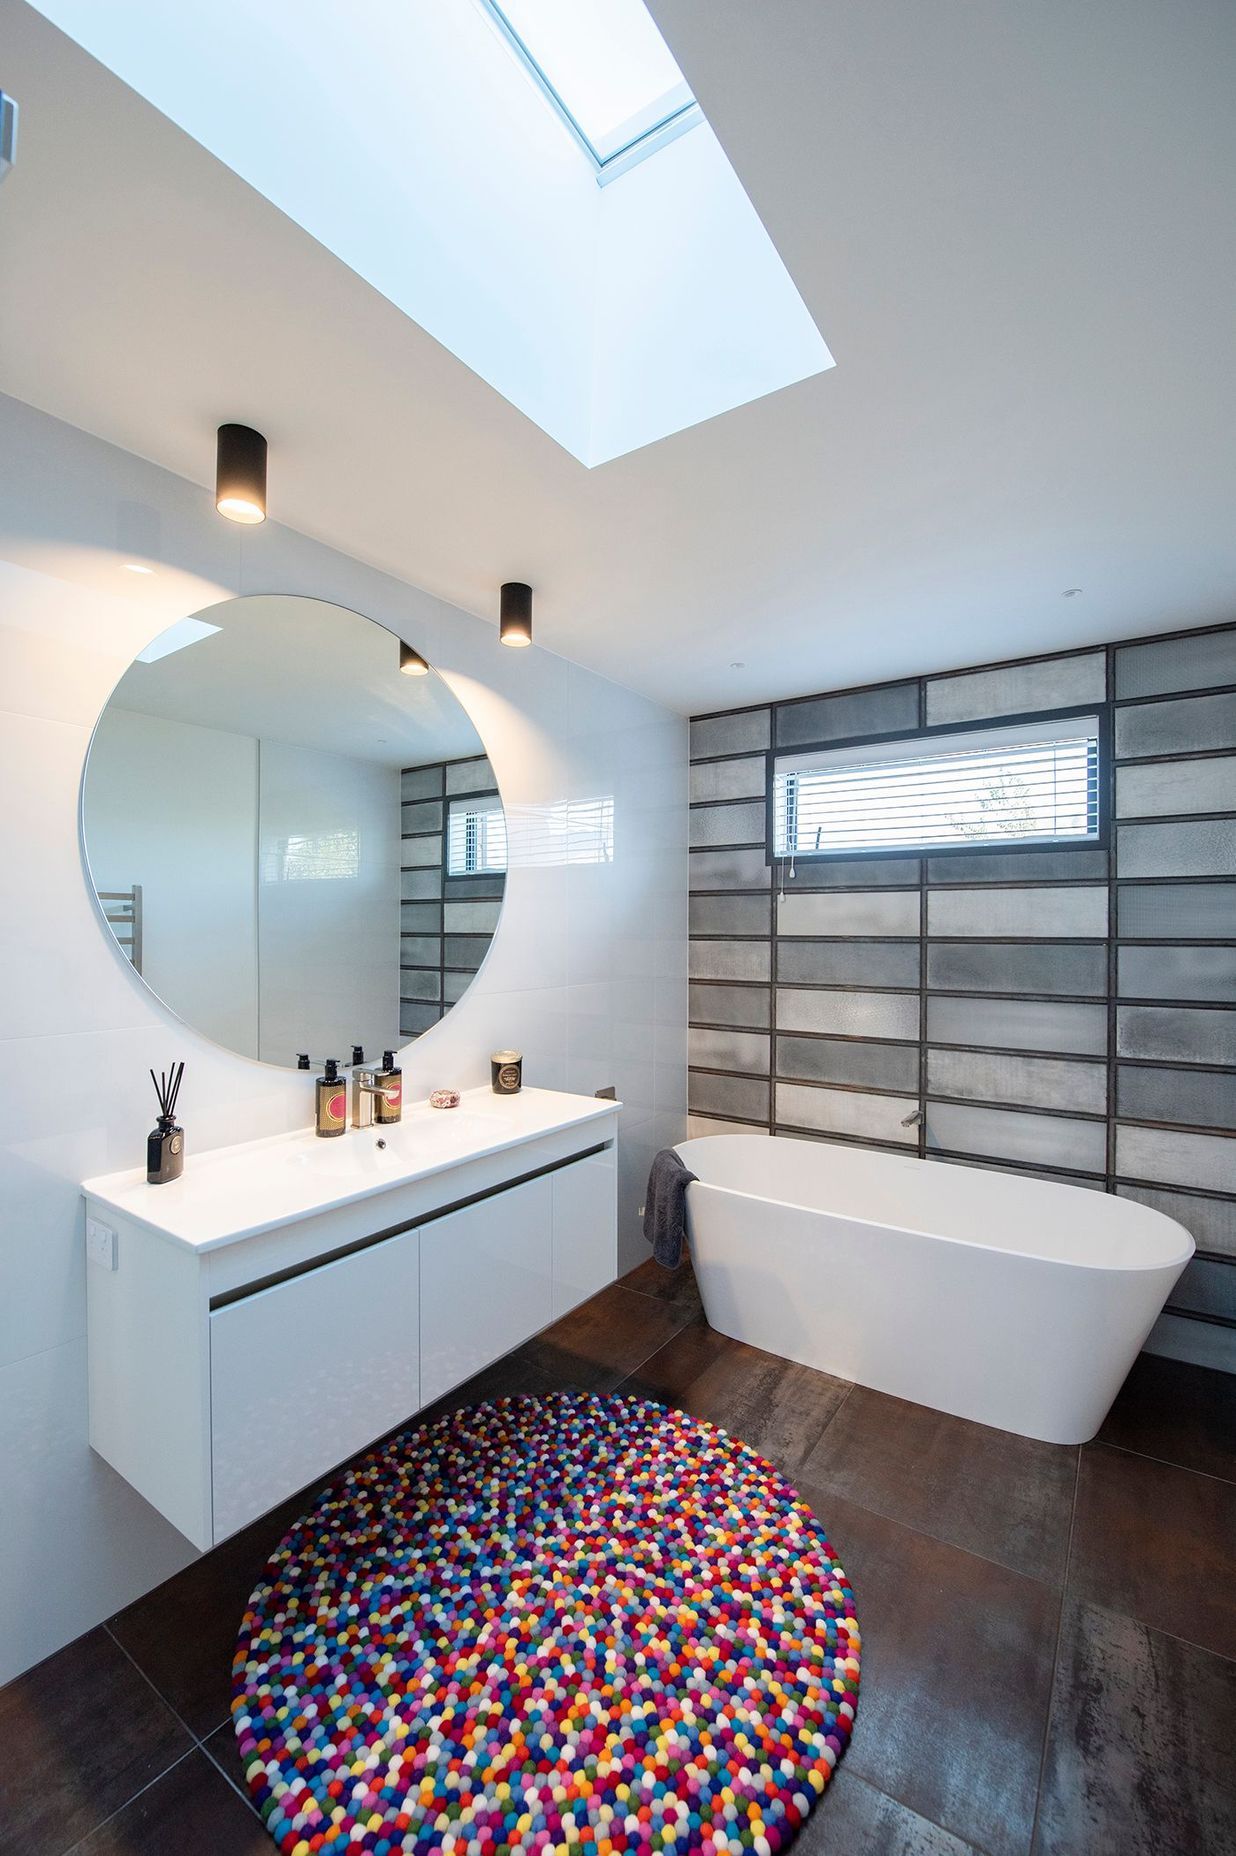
<box><xmin>84</xmin><ymin>1089</ymin><xmax>619</xmax><ymax>1551</ymax></box>
<box><xmin>420</xmin><ymin>1176</ymin><xmax>553</xmax><ymax>1405</ymax></box>
<box><xmin>209</xmin><ymin>1228</ymin><xmax>420</xmax><ymax>1540</ymax></box>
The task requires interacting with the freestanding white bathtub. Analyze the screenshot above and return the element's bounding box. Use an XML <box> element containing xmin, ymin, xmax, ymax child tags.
<box><xmin>678</xmin><ymin>1133</ymin><xmax>1194</xmax><ymax>1446</ymax></box>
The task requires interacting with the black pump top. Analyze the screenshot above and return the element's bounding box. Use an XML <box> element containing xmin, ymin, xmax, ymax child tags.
<box><xmin>297</xmin><ymin>1053</ymin><xmax>310</xmax><ymax>1070</ymax></box>
<box><xmin>383</xmin><ymin>1050</ymin><xmax>397</xmax><ymax>1070</ymax></box>
<box><xmin>323</xmin><ymin>1058</ymin><xmax>340</xmax><ymax>1082</ymax></box>
<box><xmin>351</xmin><ymin>1044</ymin><xmax>365</xmax><ymax>1066</ymax></box>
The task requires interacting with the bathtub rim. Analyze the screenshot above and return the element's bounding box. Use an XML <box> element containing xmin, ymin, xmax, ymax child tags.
<box><xmin>675</xmin><ymin>1132</ymin><xmax>1195</xmax><ymax>1277</ymax></box>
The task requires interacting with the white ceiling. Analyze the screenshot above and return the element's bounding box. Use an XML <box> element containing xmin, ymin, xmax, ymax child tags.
<box><xmin>3</xmin><ymin>0</ymin><xmax>1235</xmax><ymax>715</ymax></box>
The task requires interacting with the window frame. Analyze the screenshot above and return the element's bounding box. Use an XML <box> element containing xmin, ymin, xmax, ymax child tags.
<box><xmin>478</xmin><ymin>0</ymin><xmax>703</xmax><ymax>184</ymax></box>
<box><xmin>763</xmin><ymin>702</ymin><xmax>1112</xmax><ymax>868</ymax></box>
<box><xmin>445</xmin><ymin>791</ymin><xmax>508</xmax><ymax>880</ymax></box>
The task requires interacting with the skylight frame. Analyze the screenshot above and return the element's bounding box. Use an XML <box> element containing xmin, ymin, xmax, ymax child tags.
<box><xmin>479</xmin><ymin>0</ymin><xmax>703</xmax><ymax>183</ymax></box>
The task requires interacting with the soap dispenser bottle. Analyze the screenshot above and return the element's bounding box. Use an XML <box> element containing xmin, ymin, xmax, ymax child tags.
<box><xmin>315</xmin><ymin>1058</ymin><xmax>347</xmax><ymax>1138</ymax></box>
<box><xmin>374</xmin><ymin>1050</ymin><xmax>403</xmax><ymax>1124</ymax></box>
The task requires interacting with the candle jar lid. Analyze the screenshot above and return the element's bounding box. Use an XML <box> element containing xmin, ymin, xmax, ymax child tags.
<box><xmin>491</xmin><ymin>1049</ymin><xmax>522</xmax><ymax>1063</ymax></box>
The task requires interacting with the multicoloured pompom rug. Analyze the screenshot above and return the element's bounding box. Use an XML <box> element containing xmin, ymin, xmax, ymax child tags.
<box><xmin>232</xmin><ymin>1393</ymin><xmax>860</xmax><ymax>1856</ymax></box>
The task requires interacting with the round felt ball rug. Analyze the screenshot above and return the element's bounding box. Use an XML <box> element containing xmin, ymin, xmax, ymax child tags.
<box><xmin>232</xmin><ymin>1393</ymin><xmax>860</xmax><ymax>1856</ymax></box>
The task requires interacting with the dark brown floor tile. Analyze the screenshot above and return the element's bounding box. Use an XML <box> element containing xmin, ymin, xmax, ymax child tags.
<box><xmin>415</xmin><ymin>1341</ymin><xmax>570</xmax><ymax>1425</ymax></box>
<box><xmin>1032</xmin><ymin>1597</ymin><xmax>1236</xmax><ymax>1856</ymax></box>
<box><xmin>201</xmin><ymin>1722</ymin><xmax>254</xmax><ymax>1811</ymax></box>
<box><xmin>620</xmin><ymin>1255</ymin><xmax>705</xmax><ymax>1323</ymax></box>
<box><xmin>0</xmin><ymin>1627</ymin><xmax>191</xmax><ymax>1856</ymax></box>
<box><xmin>796</xmin><ymin>1483</ymin><xmax>1059</xmax><ymax>1856</ymax></box>
<box><xmin>802</xmin><ymin>1384</ymin><xmax>1077</xmax><ymax>1584</ymax></box>
<box><xmin>622</xmin><ymin>1320</ymin><xmax>850</xmax><ymax>1477</ymax></box>
<box><xmin>799</xmin><ymin>1769</ymin><xmax>979</xmax><ymax>1854</ymax></box>
<box><xmin>1070</xmin><ymin>1444</ymin><xmax>1236</xmax><ymax>1659</ymax></box>
<box><xmin>69</xmin><ymin>1751</ymin><xmax>272</xmax><ymax>1856</ymax></box>
<box><xmin>523</xmin><ymin>1280</ymin><xmax>689</xmax><ymax>1391</ymax></box>
<box><xmin>1099</xmin><ymin>1351</ymin><xmax>1236</xmax><ymax>1483</ymax></box>
<box><xmin>108</xmin><ymin>1494</ymin><xmax>308</xmax><ymax>1740</ymax></box>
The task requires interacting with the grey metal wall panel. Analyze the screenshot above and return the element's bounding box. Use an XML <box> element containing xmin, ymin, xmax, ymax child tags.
<box><xmin>1115</xmin><ymin>630</ymin><xmax>1236</xmax><ymax>699</ymax></box>
<box><xmin>689</xmin><ymin>982</ymin><xmax>772</xmax><ymax>1029</ymax></box>
<box><xmin>688</xmin><ymin>801</ymin><xmax>767</xmax><ymax>848</ymax></box>
<box><xmin>926</xmin><ymin>995</ymin><xmax>1108</xmax><ymax>1055</ymax></box>
<box><xmin>777</xmin><ymin>1035</ymin><xmax>920</xmax><ymax>1092</ymax></box>
<box><xmin>775</xmin><ymin>683</ymin><xmax>919</xmax><ymax>747</ymax></box>
<box><xmin>1116</xmin><ymin>882</ymin><xmax>1236</xmax><ymax>939</ymax></box>
<box><xmin>1167</xmin><ymin>1257</ymin><xmax>1236</xmax><ymax>1321</ymax></box>
<box><xmin>926</xmin><ymin>1102</ymin><xmax>1107</xmax><ymax>1172</ymax></box>
<box><xmin>776</xmin><ymin>1082</ymin><xmax>917</xmax><ymax>1144</ymax></box>
<box><xmin>401</xmin><ymin>798</ymin><xmax>444</xmax><ymax>833</ymax></box>
<box><xmin>777</xmin><ymin>987</ymin><xmax>920</xmax><ymax>1040</ymax></box>
<box><xmin>1117</xmin><ymin>1065</ymin><xmax>1236</xmax><ymax>1132</ymax></box>
<box><xmin>1117</xmin><ymin>1006</ymin><xmax>1236</xmax><ymax>1066</ymax></box>
<box><xmin>1115</xmin><ymin>692</ymin><xmax>1236</xmax><ymax>758</ymax></box>
<box><xmin>925</xmin><ymin>653</ymin><xmax>1106</xmax><ymax>725</ymax></box>
<box><xmin>1115</xmin><ymin>1124</ymin><xmax>1236</xmax><ymax>1194</ymax></box>
<box><xmin>690</xmin><ymin>941</ymin><xmax>773</xmax><ymax>982</ymax></box>
<box><xmin>401</xmin><ymin>766</ymin><xmax>443</xmax><ymax>801</ymax></box>
<box><xmin>779</xmin><ymin>888</ymin><xmax>921</xmax><ymax>937</ymax></box>
<box><xmin>784</xmin><ymin>857</ymin><xmax>922</xmax><ymax>890</ymax></box>
<box><xmin>776</xmin><ymin>940</ymin><xmax>921</xmax><ymax>989</ymax></box>
<box><xmin>1118</xmin><ymin>945</ymin><xmax>1236</xmax><ymax>1003</ymax></box>
<box><xmin>687</xmin><ymin>1070</ymin><xmax>770</xmax><ymax>1122</ymax></box>
<box><xmin>689</xmin><ymin>847</ymin><xmax>771</xmax><ymax>890</ymax></box>
<box><xmin>690</xmin><ymin>709</ymin><xmax>771</xmax><ymax>757</ymax></box>
<box><xmin>400</xmin><ymin>968</ymin><xmax>441</xmax><ymax>1002</ymax></box>
<box><xmin>927</xmin><ymin>1048</ymin><xmax>1107</xmax><ymax>1114</ymax></box>
<box><xmin>688</xmin><ymin>1028</ymin><xmax>771</xmax><ymax>1075</ymax></box>
<box><xmin>689</xmin><ymin>756</ymin><xmax>768</xmax><ymax>803</ymax></box>
<box><xmin>1115</xmin><ymin>819</ymin><xmax>1236</xmax><ymax>879</ymax></box>
<box><xmin>927</xmin><ymin>942</ymin><xmax>1108</xmax><ymax>997</ymax></box>
<box><xmin>399</xmin><ymin>903</ymin><xmax>440</xmax><ymax>934</ymax></box>
<box><xmin>444</xmin><ymin>900</ymin><xmax>502</xmax><ymax>934</ymax></box>
<box><xmin>445</xmin><ymin>757</ymin><xmax>495</xmax><ymax>794</ymax></box>
<box><xmin>400</xmin><ymin>867</ymin><xmax>441</xmax><ymax>901</ymax></box>
<box><xmin>927</xmin><ymin>886</ymin><xmax>1108</xmax><ymax>939</ymax></box>
<box><xmin>927</xmin><ymin>848</ymin><xmax>1109</xmax><ymax>885</ymax></box>
<box><xmin>1116</xmin><ymin>756</ymin><xmax>1236</xmax><ymax>819</ymax></box>
<box><xmin>689</xmin><ymin>893</ymin><xmax>774</xmax><ymax>937</ymax></box>
<box><xmin>399</xmin><ymin>935</ymin><xmax>439</xmax><ymax>966</ymax></box>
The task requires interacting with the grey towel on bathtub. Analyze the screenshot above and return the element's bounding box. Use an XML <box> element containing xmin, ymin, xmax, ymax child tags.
<box><xmin>643</xmin><ymin>1148</ymin><xmax>697</xmax><ymax>1269</ymax></box>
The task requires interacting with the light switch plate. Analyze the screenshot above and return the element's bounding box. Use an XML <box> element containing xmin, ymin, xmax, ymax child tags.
<box><xmin>86</xmin><ymin>1217</ymin><xmax>117</xmax><ymax>1270</ymax></box>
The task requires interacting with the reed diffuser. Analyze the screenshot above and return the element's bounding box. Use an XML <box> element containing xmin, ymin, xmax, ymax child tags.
<box><xmin>147</xmin><ymin>1062</ymin><xmax>186</xmax><ymax>1185</ymax></box>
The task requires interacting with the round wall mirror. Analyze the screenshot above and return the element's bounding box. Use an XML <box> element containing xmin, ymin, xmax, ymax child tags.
<box><xmin>81</xmin><ymin>594</ymin><xmax>505</xmax><ymax>1068</ymax></box>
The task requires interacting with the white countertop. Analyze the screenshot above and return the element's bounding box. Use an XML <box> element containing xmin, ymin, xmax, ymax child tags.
<box><xmin>82</xmin><ymin>1086</ymin><xmax>619</xmax><ymax>1252</ymax></box>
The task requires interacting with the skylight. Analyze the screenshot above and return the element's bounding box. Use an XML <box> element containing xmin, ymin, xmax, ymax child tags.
<box><xmin>482</xmin><ymin>0</ymin><xmax>700</xmax><ymax>178</ymax></box>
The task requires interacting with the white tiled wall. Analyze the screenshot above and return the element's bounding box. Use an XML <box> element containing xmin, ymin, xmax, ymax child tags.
<box><xmin>0</xmin><ymin>393</ymin><xmax>687</xmax><ymax>1682</ymax></box>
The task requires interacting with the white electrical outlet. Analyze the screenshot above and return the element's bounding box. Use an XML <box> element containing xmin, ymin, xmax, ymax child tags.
<box><xmin>86</xmin><ymin>1217</ymin><xmax>117</xmax><ymax>1270</ymax></box>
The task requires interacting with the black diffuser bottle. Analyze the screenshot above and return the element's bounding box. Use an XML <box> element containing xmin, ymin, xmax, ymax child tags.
<box><xmin>147</xmin><ymin>1062</ymin><xmax>186</xmax><ymax>1185</ymax></box>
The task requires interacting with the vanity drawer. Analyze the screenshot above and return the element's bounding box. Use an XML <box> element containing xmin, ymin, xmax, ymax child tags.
<box><xmin>551</xmin><ymin>1152</ymin><xmax>618</xmax><ymax>1318</ymax></box>
<box><xmin>419</xmin><ymin>1174</ymin><xmax>553</xmax><ymax>1405</ymax></box>
<box><xmin>209</xmin><ymin>1230</ymin><xmax>419</xmax><ymax>1542</ymax></box>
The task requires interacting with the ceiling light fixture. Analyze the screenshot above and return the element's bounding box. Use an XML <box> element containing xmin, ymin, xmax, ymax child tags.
<box><xmin>500</xmin><ymin>581</ymin><xmax>533</xmax><ymax>648</ymax></box>
<box><xmin>215</xmin><ymin>423</ymin><xmax>267</xmax><ymax>524</ymax></box>
<box><xmin>399</xmin><ymin>641</ymin><xmax>430</xmax><ymax>676</ymax></box>
<box><xmin>1062</xmin><ymin>587</ymin><xmax>1083</xmax><ymax>598</ymax></box>
<box><xmin>124</xmin><ymin>563</ymin><xmax>156</xmax><ymax>575</ymax></box>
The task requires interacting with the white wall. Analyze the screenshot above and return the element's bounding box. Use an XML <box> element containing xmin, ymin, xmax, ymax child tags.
<box><xmin>85</xmin><ymin>707</ymin><xmax>261</xmax><ymax>1059</ymax></box>
<box><xmin>257</xmin><ymin>738</ymin><xmax>401</xmax><ymax>1067</ymax></box>
<box><xmin>0</xmin><ymin>391</ymin><xmax>687</xmax><ymax>1682</ymax></box>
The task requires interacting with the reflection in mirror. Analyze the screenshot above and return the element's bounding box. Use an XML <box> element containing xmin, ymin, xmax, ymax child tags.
<box><xmin>81</xmin><ymin>595</ymin><xmax>505</xmax><ymax>1069</ymax></box>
